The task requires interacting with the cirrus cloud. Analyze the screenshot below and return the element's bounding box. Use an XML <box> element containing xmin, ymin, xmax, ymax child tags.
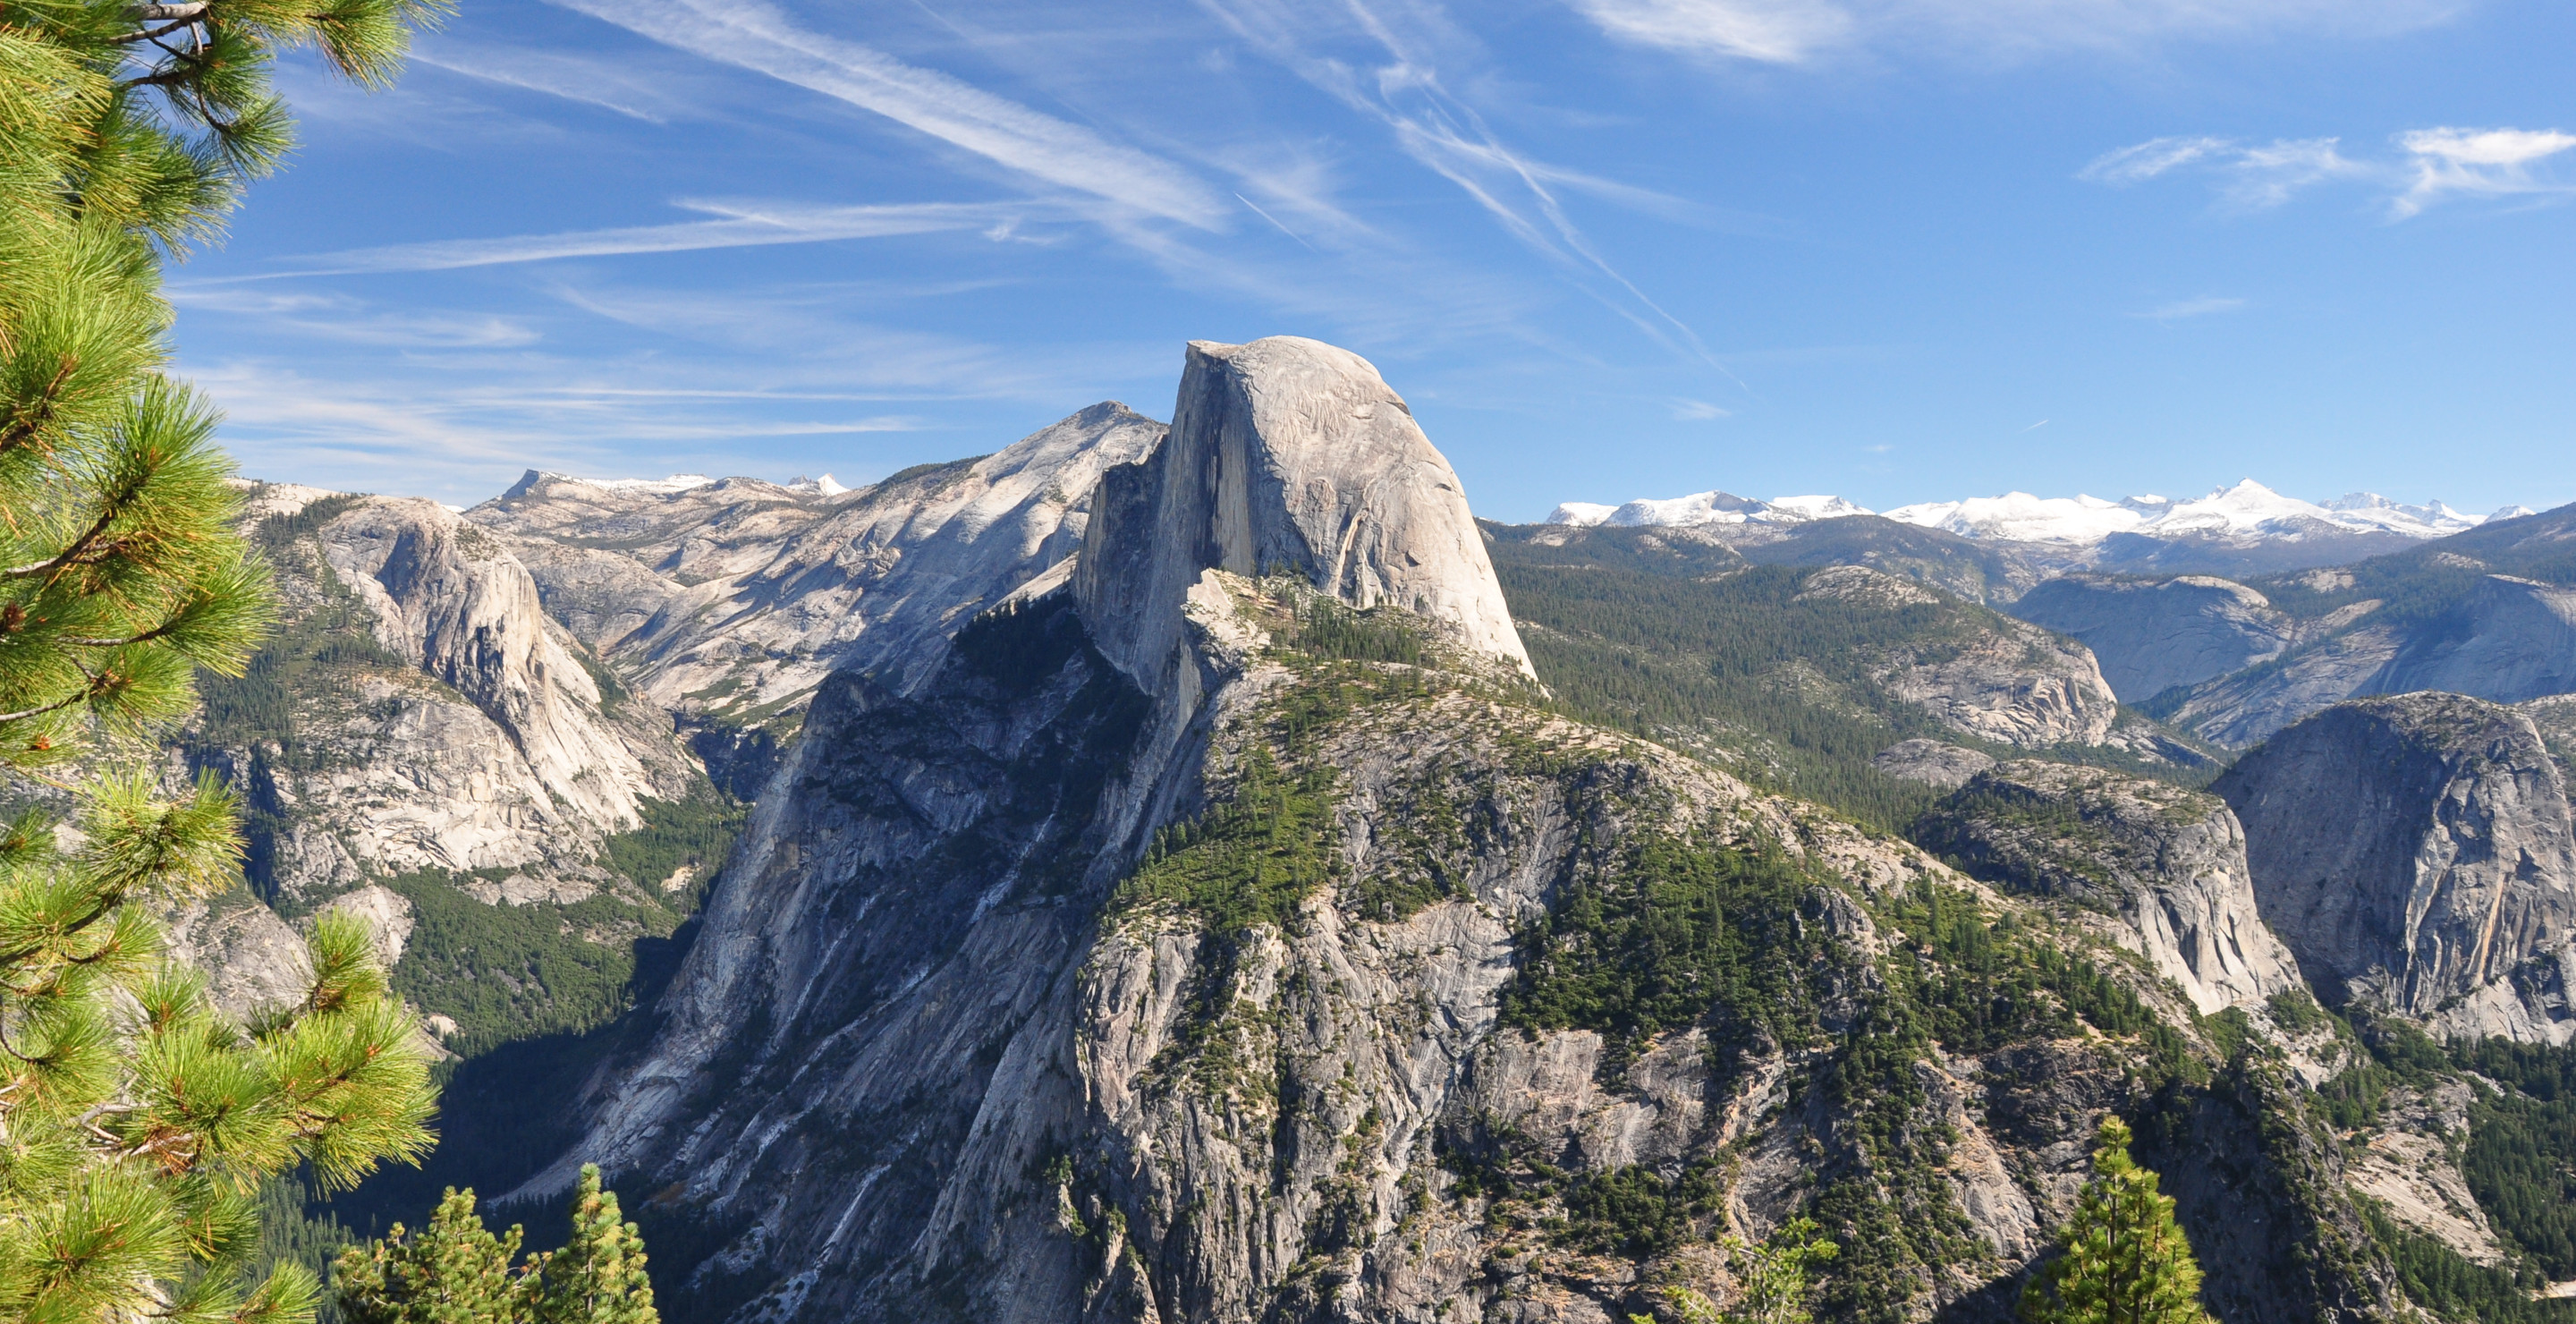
<box><xmin>2394</xmin><ymin>126</ymin><xmax>2576</xmax><ymax>216</ymax></box>
<box><xmin>1567</xmin><ymin>0</ymin><xmax>2465</xmax><ymax>64</ymax></box>
<box><xmin>2080</xmin><ymin>125</ymin><xmax>2572</xmax><ymax>217</ymax></box>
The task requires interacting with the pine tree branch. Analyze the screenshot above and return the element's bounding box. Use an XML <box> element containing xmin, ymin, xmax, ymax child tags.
<box><xmin>0</xmin><ymin>358</ymin><xmax>80</xmax><ymax>460</ymax></box>
<box><xmin>110</xmin><ymin>17</ymin><xmax>206</xmax><ymax>46</ymax></box>
<box><xmin>0</xmin><ymin>689</ymin><xmax>90</xmax><ymax>724</ymax></box>
<box><xmin>118</xmin><ymin>66</ymin><xmax>201</xmax><ymax>90</ymax></box>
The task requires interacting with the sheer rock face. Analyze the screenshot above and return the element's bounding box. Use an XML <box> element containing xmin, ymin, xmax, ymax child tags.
<box><xmin>187</xmin><ymin>489</ymin><xmax>698</xmax><ymax>904</ymax></box>
<box><xmin>472</xmin><ymin>401</ymin><xmax>1168</xmax><ymax>712</ymax></box>
<box><xmin>1917</xmin><ymin>761</ymin><xmax>2304</xmax><ymax>1014</ymax></box>
<box><xmin>322</xmin><ymin>498</ymin><xmax>674</xmax><ymax>836</ymax></box>
<box><xmin>547</xmin><ymin>340</ymin><xmax>2205</xmax><ymax>1324</ymax></box>
<box><xmin>538</xmin><ymin>579</ymin><xmax>2037</xmax><ymax>1324</ymax></box>
<box><xmin>2215</xmin><ymin>693</ymin><xmax>2576</xmax><ymax>1039</ymax></box>
<box><xmin>1075</xmin><ymin>337</ymin><xmax>1532</xmax><ymax>685</ymax></box>
<box><xmin>2009</xmin><ymin>574</ymin><xmax>2292</xmax><ymax>702</ymax></box>
<box><xmin>2153</xmin><ymin>574</ymin><xmax>2576</xmax><ymax>750</ymax></box>
<box><xmin>2164</xmin><ymin>624</ymin><xmax>2403</xmax><ymax>750</ymax></box>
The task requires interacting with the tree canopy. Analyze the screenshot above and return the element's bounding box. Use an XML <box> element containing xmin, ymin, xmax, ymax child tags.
<box><xmin>1</xmin><ymin>0</ymin><xmax>447</xmax><ymax>1318</ymax></box>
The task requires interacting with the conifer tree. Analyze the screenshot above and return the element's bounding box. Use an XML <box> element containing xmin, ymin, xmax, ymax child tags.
<box><xmin>1628</xmin><ymin>1218</ymin><xmax>1839</xmax><ymax>1324</ymax></box>
<box><xmin>534</xmin><ymin>1166</ymin><xmax>657</xmax><ymax>1324</ymax></box>
<box><xmin>334</xmin><ymin>1167</ymin><xmax>659</xmax><ymax>1324</ymax></box>
<box><xmin>1</xmin><ymin>0</ymin><xmax>446</xmax><ymax>1320</ymax></box>
<box><xmin>2019</xmin><ymin>1117</ymin><xmax>2213</xmax><ymax>1324</ymax></box>
<box><xmin>334</xmin><ymin>1188</ymin><xmax>534</xmax><ymax>1324</ymax></box>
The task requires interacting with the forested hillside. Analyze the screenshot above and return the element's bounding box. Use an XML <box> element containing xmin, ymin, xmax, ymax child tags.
<box><xmin>1484</xmin><ymin>522</ymin><xmax>2216</xmax><ymax>830</ymax></box>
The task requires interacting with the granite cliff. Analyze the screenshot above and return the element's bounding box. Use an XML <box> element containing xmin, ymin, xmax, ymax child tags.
<box><xmin>2008</xmin><ymin>575</ymin><xmax>2292</xmax><ymax>703</ymax></box>
<box><xmin>1915</xmin><ymin>760</ymin><xmax>2303</xmax><ymax>1015</ymax></box>
<box><xmin>513</xmin><ymin>340</ymin><xmax>2419</xmax><ymax>1324</ymax></box>
<box><xmin>189</xmin><ymin>485</ymin><xmax>702</xmax><ymax>906</ymax></box>
<box><xmin>2215</xmin><ymin>692</ymin><xmax>2576</xmax><ymax>1041</ymax></box>
<box><xmin>470</xmin><ymin>402</ymin><xmax>1168</xmax><ymax>721</ymax></box>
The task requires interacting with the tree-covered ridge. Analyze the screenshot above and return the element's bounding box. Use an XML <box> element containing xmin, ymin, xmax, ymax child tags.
<box><xmin>1080</xmin><ymin>576</ymin><xmax>2310</xmax><ymax>1322</ymax></box>
<box><xmin>1483</xmin><ymin>539</ymin><xmax>2204</xmax><ymax>832</ymax></box>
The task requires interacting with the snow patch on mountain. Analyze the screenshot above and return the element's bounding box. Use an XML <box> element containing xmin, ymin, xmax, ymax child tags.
<box><xmin>1548</xmin><ymin>478</ymin><xmax>2511</xmax><ymax>547</ymax></box>
<box><xmin>1546</xmin><ymin>489</ymin><xmax>1871</xmax><ymax>529</ymax></box>
<box><xmin>1891</xmin><ymin>480</ymin><xmax>2486</xmax><ymax>544</ymax></box>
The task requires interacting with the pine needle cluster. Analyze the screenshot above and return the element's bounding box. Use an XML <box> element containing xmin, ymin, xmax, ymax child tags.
<box><xmin>3</xmin><ymin>0</ymin><xmax>446</xmax><ymax>765</ymax></box>
<box><xmin>0</xmin><ymin>817</ymin><xmax>438</xmax><ymax>1321</ymax></box>
<box><xmin>334</xmin><ymin>1166</ymin><xmax>659</xmax><ymax>1324</ymax></box>
<box><xmin>2</xmin><ymin>0</ymin><xmax>447</xmax><ymax>1319</ymax></box>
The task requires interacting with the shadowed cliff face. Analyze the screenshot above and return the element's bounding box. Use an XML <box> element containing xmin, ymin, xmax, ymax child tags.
<box><xmin>2374</xmin><ymin>574</ymin><xmax>2576</xmax><ymax>703</ymax></box>
<box><xmin>1076</xmin><ymin>337</ymin><xmax>1532</xmax><ymax>686</ymax></box>
<box><xmin>2216</xmin><ymin>692</ymin><xmax>2576</xmax><ymax>1039</ymax></box>
<box><xmin>2139</xmin><ymin>569</ymin><xmax>2576</xmax><ymax>750</ymax></box>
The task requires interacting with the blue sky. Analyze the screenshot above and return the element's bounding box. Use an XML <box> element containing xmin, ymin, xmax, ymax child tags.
<box><xmin>173</xmin><ymin>0</ymin><xmax>2576</xmax><ymax>521</ymax></box>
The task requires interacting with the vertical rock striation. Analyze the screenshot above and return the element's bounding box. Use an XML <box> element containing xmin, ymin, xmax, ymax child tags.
<box><xmin>527</xmin><ymin>338</ymin><xmax>2387</xmax><ymax>1324</ymax></box>
<box><xmin>1076</xmin><ymin>337</ymin><xmax>1532</xmax><ymax>686</ymax></box>
<box><xmin>2216</xmin><ymin>692</ymin><xmax>2576</xmax><ymax>1039</ymax></box>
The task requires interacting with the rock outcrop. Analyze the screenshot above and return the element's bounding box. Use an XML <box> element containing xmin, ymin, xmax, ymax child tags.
<box><xmin>2160</xmin><ymin>622</ymin><xmax>2402</xmax><ymax>749</ymax></box>
<box><xmin>1868</xmin><ymin>610</ymin><xmax>2119</xmax><ymax>748</ymax></box>
<box><xmin>527</xmin><ymin>339</ymin><xmax>2397</xmax><ymax>1324</ymax></box>
<box><xmin>2215</xmin><ymin>692</ymin><xmax>2576</xmax><ymax>1039</ymax></box>
<box><xmin>1917</xmin><ymin>761</ymin><xmax>2304</xmax><ymax>1014</ymax></box>
<box><xmin>472</xmin><ymin>401</ymin><xmax>1168</xmax><ymax>714</ymax></box>
<box><xmin>2151</xmin><ymin>573</ymin><xmax>2576</xmax><ymax>750</ymax></box>
<box><xmin>2374</xmin><ymin>574</ymin><xmax>2576</xmax><ymax>703</ymax></box>
<box><xmin>1076</xmin><ymin>337</ymin><xmax>1532</xmax><ymax>684</ymax></box>
<box><xmin>188</xmin><ymin>488</ymin><xmax>699</xmax><ymax>903</ymax></box>
<box><xmin>1871</xmin><ymin>738</ymin><xmax>1995</xmax><ymax>789</ymax></box>
<box><xmin>2009</xmin><ymin>574</ymin><xmax>2291</xmax><ymax>701</ymax></box>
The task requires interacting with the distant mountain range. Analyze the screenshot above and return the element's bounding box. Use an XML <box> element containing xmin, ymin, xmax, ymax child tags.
<box><xmin>1549</xmin><ymin>479</ymin><xmax>2531</xmax><ymax>547</ymax></box>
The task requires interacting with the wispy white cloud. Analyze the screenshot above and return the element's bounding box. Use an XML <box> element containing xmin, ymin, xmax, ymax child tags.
<box><xmin>545</xmin><ymin>0</ymin><xmax>1227</xmax><ymax>227</ymax></box>
<box><xmin>2135</xmin><ymin>295</ymin><xmax>2247</xmax><ymax>320</ymax></box>
<box><xmin>2083</xmin><ymin>134</ymin><xmax>2369</xmax><ymax>208</ymax></box>
<box><xmin>2394</xmin><ymin>126</ymin><xmax>2576</xmax><ymax>216</ymax></box>
<box><xmin>1671</xmin><ymin>397</ymin><xmax>1732</xmax><ymax>419</ymax></box>
<box><xmin>413</xmin><ymin>41</ymin><xmax>697</xmax><ymax>123</ymax></box>
<box><xmin>1199</xmin><ymin>0</ymin><xmax>1728</xmax><ymax>373</ymax></box>
<box><xmin>1565</xmin><ymin>0</ymin><xmax>2463</xmax><ymax>64</ymax></box>
<box><xmin>166</xmin><ymin>287</ymin><xmax>544</xmax><ymax>346</ymax></box>
<box><xmin>1570</xmin><ymin>0</ymin><xmax>1852</xmax><ymax>64</ymax></box>
<box><xmin>258</xmin><ymin>199</ymin><xmax>1024</xmax><ymax>275</ymax></box>
<box><xmin>2081</xmin><ymin>125</ymin><xmax>2570</xmax><ymax>217</ymax></box>
<box><xmin>2077</xmin><ymin>135</ymin><xmax>2230</xmax><ymax>185</ymax></box>
<box><xmin>2218</xmin><ymin>138</ymin><xmax>2370</xmax><ymax>208</ymax></box>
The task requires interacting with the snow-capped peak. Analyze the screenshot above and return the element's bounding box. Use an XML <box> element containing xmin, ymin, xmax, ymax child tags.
<box><xmin>589</xmin><ymin>473</ymin><xmax>716</xmax><ymax>495</ymax></box>
<box><xmin>1880</xmin><ymin>491</ymin><xmax>2144</xmax><ymax>545</ymax></box>
<box><xmin>1547</xmin><ymin>477</ymin><xmax>2515</xmax><ymax>547</ymax></box>
<box><xmin>786</xmin><ymin>474</ymin><xmax>849</xmax><ymax>496</ymax></box>
<box><xmin>1890</xmin><ymin>479</ymin><xmax>2490</xmax><ymax>544</ymax></box>
<box><xmin>1545</xmin><ymin>489</ymin><xmax>1874</xmax><ymax>530</ymax></box>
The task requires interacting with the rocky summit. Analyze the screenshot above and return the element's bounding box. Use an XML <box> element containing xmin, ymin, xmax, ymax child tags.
<box><xmin>69</xmin><ymin>335</ymin><xmax>2576</xmax><ymax>1324</ymax></box>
